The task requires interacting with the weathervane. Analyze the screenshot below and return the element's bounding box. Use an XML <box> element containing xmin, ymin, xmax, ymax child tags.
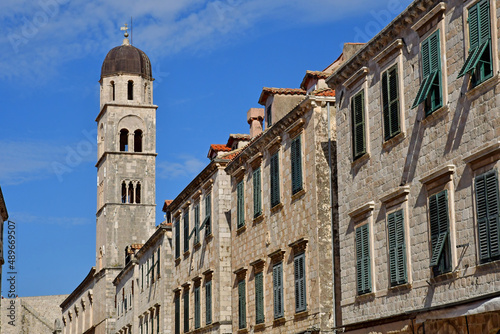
<box><xmin>120</xmin><ymin>23</ymin><xmax>130</xmax><ymax>45</ymax></box>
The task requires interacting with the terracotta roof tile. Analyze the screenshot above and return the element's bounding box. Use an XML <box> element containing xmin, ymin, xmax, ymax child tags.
<box><xmin>210</xmin><ymin>144</ymin><xmax>231</xmax><ymax>152</ymax></box>
<box><xmin>162</xmin><ymin>200</ymin><xmax>173</xmax><ymax>212</ymax></box>
<box><xmin>314</xmin><ymin>89</ymin><xmax>336</xmax><ymax>97</ymax></box>
<box><xmin>300</xmin><ymin>71</ymin><xmax>332</xmax><ymax>89</ymax></box>
<box><xmin>130</xmin><ymin>244</ymin><xmax>143</xmax><ymax>250</ymax></box>
<box><xmin>258</xmin><ymin>87</ymin><xmax>306</xmax><ymax>105</ymax></box>
<box><xmin>220</xmin><ymin>152</ymin><xmax>239</xmax><ymax>161</ymax></box>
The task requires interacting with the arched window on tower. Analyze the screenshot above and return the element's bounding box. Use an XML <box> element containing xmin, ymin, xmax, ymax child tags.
<box><xmin>120</xmin><ymin>129</ymin><xmax>129</xmax><ymax>151</ymax></box>
<box><xmin>144</xmin><ymin>83</ymin><xmax>147</xmax><ymax>103</ymax></box>
<box><xmin>135</xmin><ymin>182</ymin><xmax>141</xmax><ymax>204</ymax></box>
<box><xmin>128</xmin><ymin>81</ymin><xmax>134</xmax><ymax>100</ymax></box>
<box><xmin>121</xmin><ymin>182</ymin><xmax>127</xmax><ymax>203</ymax></box>
<box><xmin>134</xmin><ymin>130</ymin><xmax>143</xmax><ymax>152</ymax></box>
<box><xmin>111</xmin><ymin>81</ymin><xmax>115</xmax><ymax>101</ymax></box>
<box><xmin>128</xmin><ymin>181</ymin><xmax>134</xmax><ymax>203</ymax></box>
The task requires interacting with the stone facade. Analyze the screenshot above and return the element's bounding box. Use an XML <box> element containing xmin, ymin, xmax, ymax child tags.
<box><xmin>61</xmin><ymin>268</ymin><xmax>95</xmax><ymax>334</ymax></box>
<box><xmin>327</xmin><ymin>0</ymin><xmax>500</xmax><ymax>332</ymax></box>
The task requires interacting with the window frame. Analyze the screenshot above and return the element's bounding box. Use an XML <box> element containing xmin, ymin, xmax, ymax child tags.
<box><xmin>355</xmin><ymin>223</ymin><xmax>371</xmax><ymax>295</ymax></box>
<box><xmin>294</xmin><ymin>252</ymin><xmax>307</xmax><ymax>312</ymax></box>
<box><xmin>272</xmin><ymin>262</ymin><xmax>284</xmax><ymax>319</ymax></box>
<box><xmin>428</xmin><ymin>190</ymin><xmax>452</xmax><ymax>276</ymax></box>
<box><xmin>270</xmin><ymin>152</ymin><xmax>281</xmax><ymax>208</ymax></box>
<box><xmin>237</xmin><ymin>180</ymin><xmax>245</xmax><ymax>229</ymax></box>
<box><xmin>351</xmin><ymin>89</ymin><xmax>367</xmax><ymax>160</ymax></box>
<box><xmin>291</xmin><ymin>135</ymin><xmax>303</xmax><ymax>195</ymax></box>
<box><xmin>381</xmin><ymin>65</ymin><xmax>401</xmax><ymax>141</ymax></box>
<box><xmin>253</xmin><ymin>167</ymin><xmax>262</xmax><ymax>218</ymax></box>
<box><xmin>387</xmin><ymin>209</ymin><xmax>407</xmax><ymax>286</ymax></box>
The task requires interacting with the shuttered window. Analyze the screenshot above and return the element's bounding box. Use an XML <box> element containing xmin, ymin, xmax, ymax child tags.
<box><xmin>253</xmin><ymin>167</ymin><xmax>262</xmax><ymax>218</ymax></box>
<box><xmin>194</xmin><ymin>204</ymin><xmax>200</xmax><ymax>244</ymax></box>
<box><xmin>194</xmin><ymin>286</ymin><xmax>200</xmax><ymax>329</ymax></box>
<box><xmin>205</xmin><ymin>281</ymin><xmax>212</xmax><ymax>325</ymax></box>
<box><xmin>381</xmin><ymin>66</ymin><xmax>400</xmax><ymax>141</ymax></box>
<box><xmin>356</xmin><ymin>224</ymin><xmax>371</xmax><ymax>295</ymax></box>
<box><xmin>204</xmin><ymin>193</ymin><xmax>212</xmax><ymax>236</ymax></box>
<box><xmin>429</xmin><ymin>190</ymin><xmax>451</xmax><ymax>276</ymax></box>
<box><xmin>475</xmin><ymin>170</ymin><xmax>500</xmax><ymax>263</ymax></box>
<box><xmin>157</xmin><ymin>307</ymin><xmax>160</xmax><ymax>334</ymax></box>
<box><xmin>412</xmin><ymin>30</ymin><xmax>442</xmax><ymax>114</ymax></box>
<box><xmin>351</xmin><ymin>90</ymin><xmax>366</xmax><ymax>159</ymax></box>
<box><xmin>175</xmin><ymin>295</ymin><xmax>180</xmax><ymax>334</ymax></box>
<box><xmin>273</xmin><ymin>262</ymin><xmax>284</xmax><ymax>319</ymax></box>
<box><xmin>266</xmin><ymin>105</ymin><xmax>272</xmax><ymax>128</ymax></box>
<box><xmin>237</xmin><ymin>180</ymin><xmax>245</xmax><ymax>228</ymax></box>
<box><xmin>291</xmin><ymin>135</ymin><xmax>303</xmax><ymax>194</ymax></box>
<box><xmin>183</xmin><ymin>211</ymin><xmax>189</xmax><ymax>253</ymax></box>
<box><xmin>294</xmin><ymin>253</ymin><xmax>306</xmax><ymax>312</ymax></box>
<box><xmin>157</xmin><ymin>248</ymin><xmax>160</xmax><ymax>279</ymax></box>
<box><xmin>183</xmin><ymin>291</ymin><xmax>189</xmax><ymax>333</ymax></box>
<box><xmin>175</xmin><ymin>219</ymin><xmax>180</xmax><ymax>259</ymax></box>
<box><xmin>255</xmin><ymin>272</ymin><xmax>265</xmax><ymax>324</ymax></box>
<box><xmin>458</xmin><ymin>0</ymin><xmax>492</xmax><ymax>86</ymax></box>
<box><xmin>270</xmin><ymin>152</ymin><xmax>281</xmax><ymax>207</ymax></box>
<box><xmin>238</xmin><ymin>280</ymin><xmax>246</xmax><ymax>329</ymax></box>
<box><xmin>151</xmin><ymin>252</ymin><xmax>155</xmax><ymax>282</ymax></box>
<box><xmin>387</xmin><ymin>209</ymin><xmax>407</xmax><ymax>286</ymax></box>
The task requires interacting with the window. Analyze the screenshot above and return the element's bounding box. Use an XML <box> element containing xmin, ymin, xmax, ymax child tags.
<box><xmin>203</xmin><ymin>193</ymin><xmax>211</xmax><ymax>236</ymax></box>
<box><xmin>141</xmin><ymin>263</ymin><xmax>144</xmax><ymax>289</ymax></box>
<box><xmin>253</xmin><ymin>167</ymin><xmax>262</xmax><ymax>218</ymax></box>
<box><xmin>272</xmin><ymin>262</ymin><xmax>284</xmax><ymax>319</ymax></box>
<box><xmin>412</xmin><ymin>30</ymin><xmax>442</xmax><ymax>114</ymax></box>
<box><xmin>458</xmin><ymin>0</ymin><xmax>492</xmax><ymax>86</ymax></box>
<box><xmin>175</xmin><ymin>219</ymin><xmax>180</xmax><ymax>259</ymax></box>
<box><xmin>156</xmin><ymin>248</ymin><xmax>160</xmax><ymax>279</ymax></box>
<box><xmin>122</xmin><ymin>182</ymin><xmax>127</xmax><ymax>203</ymax></box>
<box><xmin>175</xmin><ymin>295</ymin><xmax>180</xmax><ymax>334</ymax></box>
<box><xmin>475</xmin><ymin>170</ymin><xmax>500</xmax><ymax>263</ymax></box>
<box><xmin>194</xmin><ymin>286</ymin><xmax>200</xmax><ymax>329</ymax></box>
<box><xmin>140</xmin><ymin>318</ymin><xmax>143</xmax><ymax>334</ymax></box>
<box><xmin>238</xmin><ymin>279</ymin><xmax>246</xmax><ymax>329</ymax></box>
<box><xmin>381</xmin><ymin>66</ymin><xmax>400</xmax><ymax>140</ymax></box>
<box><xmin>205</xmin><ymin>281</ymin><xmax>212</xmax><ymax>325</ymax></box>
<box><xmin>429</xmin><ymin>190</ymin><xmax>451</xmax><ymax>276</ymax></box>
<box><xmin>266</xmin><ymin>105</ymin><xmax>272</xmax><ymax>128</ymax></box>
<box><xmin>135</xmin><ymin>182</ymin><xmax>141</xmax><ymax>204</ymax></box>
<box><xmin>145</xmin><ymin>315</ymin><xmax>148</xmax><ymax>334</ymax></box>
<box><xmin>128</xmin><ymin>81</ymin><xmax>134</xmax><ymax>100</ymax></box>
<box><xmin>128</xmin><ymin>181</ymin><xmax>134</xmax><ymax>204</ymax></box>
<box><xmin>120</xmin><ymin>129</ymin><xmax>129</xmax><ymax>151</ymax></box>
<box><xmin>111</xmin><ymin>81</ymin><xmax>115</xmax><ymax>101</ymax></box>
<box><xmin>291</xmin><ymin>135</ymin><xmax>303</xmax><ymax>194</ymax></box>
<box><xmin>387</xmin><ymin>209</ymin><xmax>407</xmax><ymax>286</ymax></box>
<box><xmin>193</xmin><ymin>204</ymin><xmax>200</xmax><ymax>244</ymax></box>
<box><xmin>134</xmin><ymin>130</ymin><xmax>143</xmax><ymax>152</ymax></box>
<box><xmin>183</xmin><ymin>211</ymin><xmax>189</xmax><ymax>253</ymax></box>
<box><xmin>351</xmin><ymin>90</ymin><xmax>366</xmax><ymax>159</ymax></box>
<box><xmin>270</xmin><ymin>152</ymin><xmax>281</xmax><ymax>207</ymax></box>
<box><xmin>294</xmin><ymin>253</ymin><xmax>306</xmax><ymax>312</ymax></box>
<box><xmin>156</xmin><ymin>306</ymin><xmax>160</xmax><ymax>334</ymax></box>
<box><xmin>183</xmin><ymin>290</ymin><xmax>189</xmax><ymax>333</ymax></box>
<box><xmin>151</xmin><ymin>252</ymin><xmax>155</xmax><ymax>282</ymax></box>
<box><xmin>255</xmin><ymin>272</ymin><xmax>264</xmax><ymax>324</ymax></box>
<box><xmin>356</xmin><ymin>224</ymin><xmax>371</xmax><ymax>295</ymax></box>
<box><xmin>150</xmin><ymin>312</ymin><xmax>154</xmax><ymax>334</ymax></box>
<box><xmin>237</xmin><ymin>180</ymin><xmax>245</xmax><ymax>228</ymax></box>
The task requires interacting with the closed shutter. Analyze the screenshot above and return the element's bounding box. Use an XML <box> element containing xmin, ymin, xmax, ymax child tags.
<box><xmin>356</xmin><ymin>224</ymin><xmax>371</xmax><ymax>294</ymax></box>
<box><xmin>205</xmin><ymin>193</ymin><xmax>211</xmax><ymax>236</ymax></box>
<box><xmin>382</xmin><ymin>67</ymin><xmax>400</xmax><ymax>140</ymax></box>
<box><xmin>351</xmin><ymin>90</ymin><xmax>366</xmax><ymax>159</ymax></box>
<box><xmin>476</xmin><ymin>170</ymin><xmax>500</xmax><ymax>262</ymax></box>
<box><xmin>205</xmin><ymin>281</ymin><xmax>212</xmax><ymax>325</ymax></box>
<box><xmin>175</xmin><ymin>220</ymin><xmax>180</xmax><ymax>258</ymax></box>
<box><xmin>294</xmin><ymin>253</ymin><xmax>306</xmax><ymax>312</ymax></box>
<box><xmin>253</xmin><ymin>167</ymin><xmax>262</xmax><ymax>218</ymax></box>
<box><xmin>273</xmin><ymin>263</ymin><xmax>283</xmax><ymax>318</ymax></box>
<box><xmin>141</xmin><ymin>264</ymin><xmax>144</xmax><ymax>289</ymax></box>
<box><xmin>270</xmin><ymin>153</ymin><xmax>281</xmax><ymax>207</ymax></box>
<box><xmin>157</xmin><ymin>307</ymin><xmax>160</xmax><ymax>334</ymax></box>
<box><xmin>157</xmin><ymin>248</ymin><xmax>160</xmax><ymax>278</ymax></box>
<box><xmin>194</xmin><ymin>286</ymin><xmax>200</xmax><ymax>329</ymax></box>
<box><xmin>429</xmin><ymin>190</ymin><xmax>450</xmax><ymax>274</ymax></box>
<box><xmin>238</xmin><ymin>280</ymin><xmax>246</xmax><ymax>329</ymax></box>
<box><xmin>255</xmin><ymin>272</ymin><xmax>264</xmax><ymax>324</ymax></box>
<box><xmin>291</xmin><ymin>135</ymin><xmax>303</xmax><ymax>194</ymax></box>
<box><xmin>388</xmin><ymin>209</ymin><xmax>407</xmax><ymax>286</ymax></box>
<box><xmin>175</xmin><ymin>296</ymin><xmax>180</xmax><ymax>334</ymax></box>
<box><xmin>194</xmin><ymin>204</ymin><xmax>199</xmax><ymax>244</ymax></box>
<box><xmin>183</xmin><ymin>291</ymin><xmax>189</xmax><ymax>333</ymax></box>
<box><xmin>151</xmin><ymin>252</ymin><xmax>155</xmax><ymax>282</ymax></box>
<box><xmin>183</xmin><ymin>212</ymin><xmax>189</xmax><ymax>253</ymax></box>
<box><xmin>237</xmin><ymin>180</ymin><xmax>245</xmax><ymax>228</ymax></box>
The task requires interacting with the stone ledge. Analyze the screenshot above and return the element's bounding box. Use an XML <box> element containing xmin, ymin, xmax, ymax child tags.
<box><xmin>382</xmin><ymin>131</ymin><xmax>405</xmax><ymax>151</ymax></box>
<box><xmin>465</xmin><ymin>73</ymin><xmax>500</xmax><ymax>100</ymax></box>
<box><xmin>253</xmin><ymin>214</ymin><xmax>265</xmax><ymax>225</ymax></box>
<box><xmin>291</xmin><ymin>188</ymin><xmax>306</xmax><ymax>202</ymax></box>
<box><xmin>270</xmin><ymin>202</ymin><xmax>283</xmax><ymax>214</ymax></box>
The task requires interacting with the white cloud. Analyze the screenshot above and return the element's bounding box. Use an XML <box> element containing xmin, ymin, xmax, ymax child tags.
<box><xmin>157</xmin><ymin>155</ymin><xmax>206</xmax><ymax>179</ymax></box>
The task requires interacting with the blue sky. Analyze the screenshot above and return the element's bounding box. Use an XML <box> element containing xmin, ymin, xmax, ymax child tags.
<box><xmin>0</xmin><ymin>0</ymin><xmax>412</xmax><ymax>297</ymax></box>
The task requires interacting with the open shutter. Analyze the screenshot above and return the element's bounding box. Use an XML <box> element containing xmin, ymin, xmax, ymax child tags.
<box><xmin>151</xmin><ymin>251</ymin><xmax>155</xmax><ymax>281</ymax></box>
<box><xmin>429</xmin><ymin>191</ymin><xmax>449</xmax><ymax>268</ymax></box>
<box><xmin>253</xmin><ymin>167</ymin><xmax>262</xmax><ymax>218</ymax></box>
<box><xmin>194</xmin><ymin>204</ymin><xmax>200</xmax><ymax>244</ymax></box>
<box><xmin>238</xmin><ymin>280</ymin><xmax>246</xmax><ymax>329</ymax></box>
<box><xmin>351</xmin><ymin>90</ymin><xmax>366</xmax><ymax>158</ymax></box>
<box><xmin>205</xmin><ymin>193</ymin><xmax>211</xmax><ymax>235</ymax></box>
<box><xmin>205</xmin><ymin>281</ymin><xmax>212</xmax><ymax>325</ymax></box>
<box><xmin>157</xmin><ymin>248</ymin><xmax>160</xmax><ymax>278</ymax></box>
<box><xmin>382</xmin><ymin>68</ymin><xmax>400</xmax><ymax>140</ymax></box>
<box><xmin>356</xmin><ymin>224</ymin><xmax>371</xmax><ymax>294</ymax></box>
<box><xmin>255</xmin><ymin>272</ymin><xmax>264</xmax><ymax>324</ymax></box>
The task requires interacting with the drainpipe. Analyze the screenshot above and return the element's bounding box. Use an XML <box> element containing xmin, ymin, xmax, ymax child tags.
<box><xmin>327</xmin><ymin>101</ymin><xmax>336</xmax><ymax>331</ymax></box>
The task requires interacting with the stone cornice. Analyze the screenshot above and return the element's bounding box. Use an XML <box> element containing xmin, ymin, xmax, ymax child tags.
<box><xmin>95</xmin><ymin>151</ymin><xmax>157</xmax><ymax>168</ymax></box>
<box><xmin>96</xmin><ymin>103</ymin><xmax>158</xmax><ymax>123</ymax></box>
<box><xmin>61</xmin><ymin>267</ymin><xmax>96</xmax><ymax>310</ymax></box>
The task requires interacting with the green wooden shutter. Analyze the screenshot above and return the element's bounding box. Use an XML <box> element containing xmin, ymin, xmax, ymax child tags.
<box><xmin>175</xmin><ymin>296</ymin><xmax>180</xmax><ymax>334</ymax></box>
<box><xmin>291</xmin><ymin>135</ymin><xmax>303</xmax><ymax>194</ymax></box>
<box><xmin>141</xmin><ymin>263</ymin><xmax>144</xmax><ymax>289</ymax></box>
<box><xmin>194</xmin><ymin>204</ymin><xmax>200</xmax><ymax>244</ymax></box>
<box><xmin>205</xmin><ymin>193</ymin><xmax>211</xmax><ymax>236</ymax></box>
<box><xmin>146</xmin><ymin>258</ymin><xmax>150</xmax><ymax>286</ymax></box>
<box><xmin>388</xmin><ymin>209</ymin><xmax>407</xmax><ymax>286</ymax></box>
<box><xmin>273</xmin><ymin>263</ymin><xmax>283</xmax><ymax>318</ymax></box>
<box><xmin>237</xmin><ymin>180</ymin><xmax>245</xmax><ymax>228</ymax></box>
<box><xmin>475</xmin><ymin>170</ymin><xmax>500</xmax><ymax>262</ymax></box>
<box><xmin>157</xmin><ymin>307</ymin><xmax>160</xmax><ymax>334</ymax></box>
<box><xmin>194</xmin><ymin>286</ymin><xmax>200</xmax><ymax>329</ymax></box>
<box><xmin>253</xmin><ymin>167</ymin><xmax>262</xmax><ymax>218</ymax></box>
<box><xmin>175</xmin><ymin>220</ymin><xmax>180</xmax><ymax>259</ymax></box>
<box><xmin>183</xmin><ymin>291</ymin><xmax>189</xmax><ymax>333</ymax></box>
<box><xmin>382</xmin><ymin>67</ymin><xmax>401</xmax><ymax>140</ymax></box>
<box><xmin>429</xmin><ymin>191</ymin><xmax>450</xmax><ymax>273</ymax></box>
<box><xmin>351</xmin><ymin>90</ymin><xmax>366</xmax><ymax>159</ymax></box>
<box><xmin>151</xmin><ymin>252</ymin><xmax>155</xmax><ymax>281</ymax></box>
<box><xmin>255</xmin><ymin>272</ymin><xmax>264</xmax><ymax>324</ymax></box>
<box><xmin>238</xmin><ymin>280</ymin><xmax>246</xmax><ymax>329</ymax></box>
<box><xmin>356</xmin><ymin>224</ymin><xmax>371</xmax><ymax>294</ymax></box>
<box><xmin>183</xmin><ymin>212</ymin><xmax>189</xmax><ymax>253</ymax></box>
<box><xmin>294</xmin><ymin>253</ymin><xmax>306</xmax><ymax>312</ymax></box>
<box><xmin>157</xmin><ymin>248</ymin><xmax>160</xmax><ymax>278</ymax></box>
<box><xmin>205</xmin><ymin>281</ymin><xmax>212</xmax><ymax>325</ymax></box>
<box><xmin>270</xmin><ymin>153</ymin><xmax>281</xmax><ymax>207</ymax></box>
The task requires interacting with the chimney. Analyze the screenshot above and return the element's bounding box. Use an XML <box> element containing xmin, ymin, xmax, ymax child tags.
<box><xmin>247</xmin><ymin>108</ymin><xmax>264</xmax><ymax>138</ymax></box>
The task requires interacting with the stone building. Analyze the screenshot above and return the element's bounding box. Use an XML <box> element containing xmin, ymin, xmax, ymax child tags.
<box><xmin>62</xmin><ymin>30</ymin><xmax>157</xmax><ymax>334</ymax></box>
<box><xmin>327</xmin><ymin>0</ymin><xmax>500</xmax><ymax>332</ymax></box>
<box><xmin>224</xmin><ymin>60</ymin><xmax>343</xmax><ymax>333</ymax></box>
<box><xmin>165</xmin><ymin>134</ymin><xmax>251</xmax><ymax>334</ymax></box>
<box><xmin>113</xmin><ymin>224</ymin><xmax>173</xmax><ymax>334</ymax></box>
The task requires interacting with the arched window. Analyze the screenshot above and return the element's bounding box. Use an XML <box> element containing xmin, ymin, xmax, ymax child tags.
<box><xmin>111</xmin><ymin>81</ymin><xmax>115</xmax><ymax>101</ymax></box>
<box><xmin>121</xmin><ymin>182</ymin><xmax>127</xmax><ymax>203</ymax></box>
<box><xmin>144</xmin><ymin>83</ymin><xmax>147</xmax><ymax>103</ymax></box>
<box><xmin>128</xmin><ymin>81</ymin><xmax>134</xmax><ymax>100</ymax></box>
<box><xmin>128</xmin><ymin>181</ymin><xmax>134</xmax><ymax>203</ymax></box>
<box><xmin>134</xmin><ymin>130</ymin><xmax>143</xmax><ymax>152</ymax></box>
<box><xmin>120</xmin><ymin>129</ymin><xmax>129</xmax><ymax>151</ymax></box>
<box><xmin>136</xmin><ymin>183</ymin><xmax>141</xmax><ymax>204</ymax></box>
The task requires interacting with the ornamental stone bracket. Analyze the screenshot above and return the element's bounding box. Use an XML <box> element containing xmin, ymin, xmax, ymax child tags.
<box><xmin>288</xmin><ymin>238</ymin><xmax>308</xmax><ymax>255</ymax></box>
<box><xmin>268</xmin><ymin>249</ymin><xmax>285</xmax><ymax>264</ymax></box>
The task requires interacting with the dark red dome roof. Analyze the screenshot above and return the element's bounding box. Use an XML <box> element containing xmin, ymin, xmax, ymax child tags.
<box><xmin>101</xmin><ymin>44</ymin><xmax>152</xmax><ymax>80</ymax></box>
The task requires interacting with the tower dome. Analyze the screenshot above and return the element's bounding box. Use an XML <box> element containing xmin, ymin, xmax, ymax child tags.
<box><xmin>100</xmin><ymin>44</ymin><xmax>152</xmax><ymax>81</ymax></box>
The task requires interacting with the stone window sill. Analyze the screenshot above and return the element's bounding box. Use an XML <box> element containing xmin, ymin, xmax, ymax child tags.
<box><xmin>429</xmin><ymin>270</ymin><xmax>458</xmax><ymax>285</ymax></box>
<box><xmin>253</xmin><ymin>214</ymin><xmax>265</xmax><ymax>225</ymax></box>
<box><xmin>237</xmin><ymin>328</ymin><xmax>248</xmax><ymax>334</ymax></box>
<box><xmin>420</xmin><ymin>105</ymin><xmax>448</xmax><ymax>125</ymax></box>
<box><xmin>254</xmin><ymin>323</ymin><xmax>266</xmax><ymax>331</ymax></box>
<box><xmin>382</xmin><ymin>131</ymin><xmax>405</xmax><ymax>151</ymax></box>
<box><xmin>205</xmin><ymin>233</ymin><xmax>213</xmax><ymax>242</ymax></box>
<box><xmin>388</xmin><ymin>282</ymin><xmax>412</xmax><ymax>292</ymax></box>
<box><xmin>194</xmin><ymin>242</ymin><xmax>201</xmax><ymax>250</ymax></box>
<box><xmin>351</xmin><ymin>152</ymin><xmax>370</xmax><ymax>168</ymax></box>
<box><xmin>183</xmin><ymin>250</ymin><xmax>190</xmax><ymax>257</ymax></box>
<box><xmin>465</xmin><ymin>73</ymin><xmax>499</xmax><ymax>100</ymax></box>
<box><xmin>236</xmin><ymin>225</ymin><xmax>247</xmax><ymax>235</ymax></box>
<box><xmin>294</xmin><ymin>310</ymin><xmax>308</xmax><ymax>319</ymax></box>
<box><xmin>355</xmin><ymin>291</ymin><xmax>375</xmax><ymax>303</ymax></box>
<box><xmin>175</xmin><ymin>258</ymin><xmax>181</xmax><ymax>266</ymax></box>
<box><xmin>273</xmin><ymin>317</ymin><xmax>285</xmax><ymax>326</ymax></box>
<box><xmin>291</xmin><ymin>188</ymin><xmax>306</xmax><ymax>202</ymax></box>
<box><xmin>270</xmin><ymin>202</ymin><xmax>283</xmax><ymax>214</ymax></box>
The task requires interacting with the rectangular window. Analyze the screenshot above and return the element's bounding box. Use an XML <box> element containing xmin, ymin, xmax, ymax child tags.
<box><xmin>145</xmin><ymin>316</ymin><xmax>148</xmax><ymax>334</ymax></box>
<box><xmin>412</xmin><ymin>30</ymin><xmax>442</xmax><ymax>114</ymax></box>
<box><xmin>183</xmin><ymin>211</ymin><xmax>189</xmax><ymax>253</ymax></box>
<box><xmin>204</xmin><ymin>193</ymin><xmax>212</xmax><ymax>236</ymax></box>
<box><xmin>194</xmin><ymin>286</ymin><xmax>200</xmax><ymax>329</ymax></box>
<box><xmin>238</xmin><ymin>279</ymin><xmax>246</xmax><ymax>329</ymax></box>
<box><xmin>157</xmin><ymin>248</ymin><xmax>160</xmax><ymax>279</ymax></box>
<box><xmin>458</xmin><ymin>0</ymin><xmax>492</xmax><ymax>86</ymax></box>
<box><xmin>151</xmin><ymin>252</ymin><xmax>155</xmax><ymax>282</ymax></box>
<box><xmin>381</xmin><ymin>66</ymin><xmax>400</xmax><ymax>140</ymax></box>
<box><xmin>429</xmin><ymin>190</ymin><xmax>451</xmax><ymax>276</ymax></box>
<box><xmin>291</xmin><ymin>135</ymin><xmax>303</xmax><ymax>195</ymax></box>
<box><xmin>140</xmin><ymin>319</ymin><xmax>144</xmax><ymax>334</ymax></box>
<box><xmin>475</xmin><ymin>170</ymin><xmax>500</xmax><ymax>263</ymax></box>
<box><xmin>141</xmin><ymin>264</ymin><xmax>144</xmax><ymax>290</ymax></box>
<box><xmin>270</xmin><ymin>152</ymin><xmax>281</xmax><ymax>207</ymax></box>
<box><xmin>146</xmin><ymin>258</ymin><xmax>150</xmax><ymax>287</ymax></box>
<box><xmin>387</xmin><ymin>209</ymin><xmax>407</xmax><ymax>286</ymax></box>
<box><xmin>255</xmin><ymin>272</ymin><xmax>264</xmax><ymax>324</ymax></box>
<box><xmin>272</xmin><ymin>262</ymin><xmax>284</xmax><ymax>319</ymax></box>
<box><xmin>351</xmin><ymin>90</ymin><xmax>366</xmax><ymax>159</ymax></box>
<box><xmin>253</xmin><ymin>167</ymin><xmax>262</xmax><ymax>218</ymax></box>
<box><xmin>157</xmin><ymin>307</ymin><xmax>160</xmax><ymax>334</ymax></box>
<box><xmin>175</xmin><ymin>219</ymin><xmax>180</xmax><ymax>259</ymax></box>
<box><xmin>266</xmin><ymin>105</ymin><xmax>272</xmax><ymax>128</ymax></box>
<box><xmin>237</xmin><ymin>180</ymin><xmax>245</xmax><ymax>229</ymax></box>
<box><xmin>194</xmin><ymin>204</ymin><xmax>200</xmax><ymax>244</ymax></box>
<box><xmin>294</xmin><ymin>253</ymin><xmax>306</xmax><ymax>312</ymax></box>
<box><xmin>150</xmin><ymin>312</ymin><xmax>154</xmax><ymax>334</ymax></box>
<box><xmin>205</xmin><ymin>281</ymin><xmax>212</xmax><ymax>325</ymax></box>
<box><xmin>175</xmin><ymin>295</ymin><xmax>180</xmax><ymax>334</ymax></box>
<box><xmin>183</xmin><ymin>290</ymin><xmax>189</xmax><ymax>333</ymax></box>
<box><xmin>356</xmin><ymin>224</ymin><xmax>371</xmax><ymax>295</ymax></box>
